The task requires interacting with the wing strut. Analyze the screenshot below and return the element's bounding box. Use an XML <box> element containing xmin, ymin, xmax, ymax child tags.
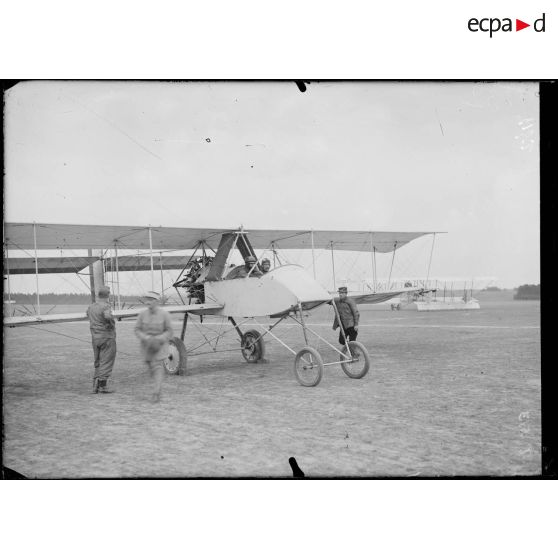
<box><xmin>310</xmin><ymin>230</ymin><xmax>316</xmax><ymax>279</ymax></box>
<box><xmin>330</xmin><ymin>241</ymin><xmax>336</xmax><ymax>290</ymax></box>
<box><xmin>159</xmin><ymin>251</ymin><xmax>164</xmax><ymax>296</ymax></box>
<box><xmin>4</xmin><ymin>243</ymin><xmax>12</xmax><ymax>306</ymax></box>
<box><xmin>271</xmin><ymin>242</ymin><xmax>284</xmax><ymax>266</ymax></box>
<box><xmin>426</xmin><ymin>233</ymin><xmax>437</xmax><ymax>287</ymax></box>
<box><xmin>87</xmin><ymin>249</ymin><xmax>95</xmax><ymax>303</ymax></box>
<box><xmin>148</xmin><ymin>226</ymin><xmax>155</xmax><ymax>291</ymax></box>
<box><xmin>369</xmin><ymin>233</ymin><xmax>377</xmax><ymax>292</ymax></box>
<box><xmin>33</xmin><ymin>222</ymin><xmax>41</xmax><ymax>315</ymax></box>
<box><xmin>388</xmin><ymin>242</ymin><xmax>397</xmax><ymax>288</ymax></box>
<box><xmin>114</xmin><ymin>243</ymin><xmax>121</xmax><ymax>309</ymax></box>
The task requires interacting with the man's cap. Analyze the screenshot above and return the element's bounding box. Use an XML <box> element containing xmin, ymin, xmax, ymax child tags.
<box><xmin>245</xmin><ymin>256</ymin><xmax>257</xmax><ymax>263</ymax></box>
<box><xmin>142</xmin><ymin>291</ymin><xmax>160</xmax><ymax>300</ymax></box>
<box><xmin>98</xmin><ymin>286</ymin><xmax>110</xmax><ymax>298</ymax></box>
<box><xmin>338</xmin><ymin>286</ymin><xmax>348</xmax><ymax>293</ymax></box>
<box><xmin>261</xmin><ymin>258</ymin><xmax>270</xmax><ymax>264</ymax></box>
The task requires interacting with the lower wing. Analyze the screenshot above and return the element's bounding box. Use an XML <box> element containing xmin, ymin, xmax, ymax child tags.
<box><xmin>3</xmin><ymin>303</ymin><xmax>224</xmax><ymax>327</ymax></box>
<box><xmin>347</xmin><ymin>287</ymin><xmax>434</xmax><ymax>305</ymax></box>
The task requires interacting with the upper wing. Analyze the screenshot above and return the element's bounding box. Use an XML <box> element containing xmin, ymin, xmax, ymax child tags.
<box><xmin>3</xmin><ymin>303</ymin><xmax>224</xmax><ymax>328</ymax></box>
<box><xmin>3</xmin><ymin>223</ymin><xmax>229</xmax><ymax>251</ymax></box>
<box><xmin>4</xmin><ymin>222</ymin><xmax>441</xmax><ymax>253</ymax></box>
<box><xmin>246</xmin><ymin>229</ymin><xmax>438</xmax><ymax>253</ymax></box>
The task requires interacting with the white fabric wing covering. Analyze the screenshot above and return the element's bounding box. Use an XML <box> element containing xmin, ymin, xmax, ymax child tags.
<box><xmin>4</xmin><ymin>223</ymin><xmax>437</xmax><ymax>253</ymax></box>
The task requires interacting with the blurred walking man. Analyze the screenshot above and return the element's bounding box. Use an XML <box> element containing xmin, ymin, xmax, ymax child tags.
<box><xmin>134</xmin><ymin>291</ymin><xmax>174</xmax><ymax>403</ymax></box>
<box><xmin>332</xmin><ymin>286</ymin><xmax>360</xmax><ymax>346</ymax></box>
<box><xmin>86</xmin><ymin>286</ymin><xmax>116</xmax><ymax>393</ymax></box>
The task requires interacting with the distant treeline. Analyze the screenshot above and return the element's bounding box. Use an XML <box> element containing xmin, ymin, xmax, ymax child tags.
<box><xmin>4</xmin><ymin>293</ymin><xmax>143</xmax><ymax>304</ymax></box>
<box><xmin>514</xmin><ymin>284</ymin><xmax>540</xmax><ymax>300</ymax></box>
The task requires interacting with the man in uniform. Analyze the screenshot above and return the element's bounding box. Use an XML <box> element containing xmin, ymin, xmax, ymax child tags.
<box><xmin>134</xmin><ymin>291</ymin><xmax>174</xmax><ymax>402</ymax></box>
<box><xmin>226</xmin><ymin>255</ymin><xmax>262</xmax><ymax>279</ymax></box>
<box><xmin>332</xmin><ymin>286</ymin><xmax>360</xmax><ymax>346</ymax></box>
<box><xmin>86</xmin><ymin>286</ymin><xmax>117</xmax><ymax>393</ymax></box>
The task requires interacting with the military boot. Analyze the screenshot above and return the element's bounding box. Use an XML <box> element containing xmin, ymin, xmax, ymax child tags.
<box><xmin>97</xmin><ymin>379</ymin><xmax>114</xmax><ymax>393</ymax></box>
<box><xmin>92</xmin><ymin>378</ymin><xmax>100</xmax><ymax>394</ymax></box>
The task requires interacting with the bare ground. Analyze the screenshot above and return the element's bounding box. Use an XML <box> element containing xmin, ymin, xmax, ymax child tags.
<box><xmin>2</xmin><ymin>296</ymin><xmax>540</xmax><ymax>478</ymax></box>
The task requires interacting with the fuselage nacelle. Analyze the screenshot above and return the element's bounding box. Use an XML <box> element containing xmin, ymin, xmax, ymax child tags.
<box><xmin>204</xmin><ymin>264</ymin><xmax>331</xmax><ymax>318</ymax></box>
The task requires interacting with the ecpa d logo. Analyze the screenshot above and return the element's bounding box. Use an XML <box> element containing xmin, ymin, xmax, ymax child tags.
<box><xmin>468</xmin><ymin>13</ymin><xmax>545</xmax><ymax>37</ymax></box>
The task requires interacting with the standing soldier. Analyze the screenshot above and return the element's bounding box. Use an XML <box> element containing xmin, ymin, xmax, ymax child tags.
<box><xmin>134</xmin><ymin>291</ymin><xmax>174</xmax><ymax>403</ymax></box>
<box><xmin>86</xmin><ymin>286</ymin><xmax>117</xmax><ymax>393</ymax></box>
<box><xmin>332</xmin><ymin>286</ymin><xmax>360</xmax><ymax>346</ymax></box>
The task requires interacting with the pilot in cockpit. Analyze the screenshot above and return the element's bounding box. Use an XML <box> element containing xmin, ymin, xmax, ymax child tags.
<box><xmin>226</xmin><ymin>255</ymin><xmax>262</xmax><ymax>279</ymax></box>
<box><xmin>259</xmin><ymin>258</ymin><xmax>271</xmax><ymax>274</ymax></box>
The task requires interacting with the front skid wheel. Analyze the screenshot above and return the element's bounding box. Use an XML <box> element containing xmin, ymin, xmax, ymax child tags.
<box><xmin>340</xmin><ymin>341</ymin><xmax>370</xmax><ymax>379</ymax></box>
<box><xmin>294</xmin><ymin>346</ymin><xmax>324</xmax><ymax>387</ymax></box>
<box><xmin>163</xmin><ymin>337</ymin><xmax>188</xmax><ymax>375</ymax></box>
<box><xmin>241</xmin><ymin>329</ymin><xmax>265</xmax><ymax>363</ymax></box>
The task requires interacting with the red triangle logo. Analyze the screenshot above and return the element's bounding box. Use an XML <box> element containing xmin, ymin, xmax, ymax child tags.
<box><xmin>516</xmin><ymin>19</ymin><xmax>530</xmax><ymax>31</ymax></box>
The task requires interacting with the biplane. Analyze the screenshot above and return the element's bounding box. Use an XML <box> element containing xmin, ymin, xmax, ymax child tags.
<box><xmin>3</xmin><ymin>222</ymin><xmax>439</xmax><ymax>386</ymax></box>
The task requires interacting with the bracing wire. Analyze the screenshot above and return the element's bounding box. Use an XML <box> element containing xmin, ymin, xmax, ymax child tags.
<box><xmin>21</xmin><ymin>324</ymin><xmax>137</xmax><ymax>357</ymax></box>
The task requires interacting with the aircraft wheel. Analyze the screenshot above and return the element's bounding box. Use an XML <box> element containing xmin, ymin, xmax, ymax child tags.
<box><xmin>294</xmin><ymin>346</ymin><xmax>324</xmax><ymax>387</ymax></box>
<box><xmin>241</xmin><ymin>329</ymin><xmax>265</xmax><ymax>363</ymax></box>
<box><xmin>340</xmin><ymin>341</ymin><xmax>370</xmax><ymax>379</ymax></box>
<box><xmin>164</xmin><ymin>337</ymin><xmax>188</xmax><ymax>375</ymax></box>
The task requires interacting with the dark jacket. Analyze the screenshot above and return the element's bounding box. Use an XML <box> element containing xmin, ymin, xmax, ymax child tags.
<box><xmin>332</xmin><ymin>297</ymin><xmax>360</xmax><ymax>329</ymax></box>
<box><xmin>86</xmin><ymin>301</ymin><xmax>116</xmax><ymax>339</ymax></box>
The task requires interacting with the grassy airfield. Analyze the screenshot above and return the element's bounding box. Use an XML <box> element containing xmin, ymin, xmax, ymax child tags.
<box><xmin>3</xmin><ymin>291</ymin><xmax>540</xmax><ymax>478</ymax></box>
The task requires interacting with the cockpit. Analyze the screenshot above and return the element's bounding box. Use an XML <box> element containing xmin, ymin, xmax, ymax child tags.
<box><xmin>173</xmin><ymin>231</ymin><xmax>273</xmax><ymax>302</ymax></box>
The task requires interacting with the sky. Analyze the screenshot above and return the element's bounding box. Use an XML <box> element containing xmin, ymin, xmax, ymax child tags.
<box><xmin>4</xmin><ymin>80</ymin><xmax>539</xmax><ymax>292</ymax></box>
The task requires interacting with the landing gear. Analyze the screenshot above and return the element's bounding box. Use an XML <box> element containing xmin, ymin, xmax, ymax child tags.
<box><xmin>158</xmin><ymin>310</ymin><xmax>369</xmax><ymax>387</ymax></box>
<box><xmin>294</xmin><ymin>346</ymin><xmax>324</xmax><ymax>387</ymax></box>
<box><xmin>340</xmin><ymin>341</ymin><xmax>370</xmax><ymax>379</ymax></box>
<box><xmin>163</xmin><ymin>337</ymin><xmax>188</xmax><ymax>375</ymax></box>
<box><xmin>241</xmin><ymin>329</ymin><xmax>265</xmax><ymax>363</ymax></box>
